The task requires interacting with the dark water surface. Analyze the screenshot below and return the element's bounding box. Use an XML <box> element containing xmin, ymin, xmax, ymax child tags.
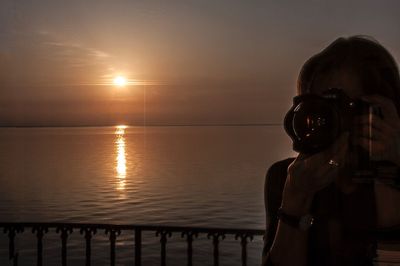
<box><xmin>0</xmin><ymin>126</ymin><xmax>294</xmax><ymax>265</ymax></box>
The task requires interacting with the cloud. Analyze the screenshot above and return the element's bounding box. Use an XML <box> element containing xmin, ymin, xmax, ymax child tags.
<box><xmin>0</xmin><ymin>30</ymin><xmax>112</xmax><ymax>90</ymax></box>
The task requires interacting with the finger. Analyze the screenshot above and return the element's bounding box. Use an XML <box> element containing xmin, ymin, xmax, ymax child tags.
<box><xmin>327</xmin><ymin>137</ymin><xmax>349</xmax><ymax>170</ymax></box>
<box><xmin>354</xmin><ymin>114</ymin><xmax>390</xmax><ymax>131</ymax></box>
<box><xmin>353</xmin><ymin>124</ymin><xmax>385</xmax><ymax>141</ymax></box>
<box><xmin>326</xmin><ymin>131</ymin><xmax>350</xmax><ymax>157</ymax></box>
<box><xmin>352</xmin><ymin>136</ymin><xmax>373</xmax><ymax>152</ymax></box>
<box><xmin>308</xmin><ymin>133</ymin><xmax>348</xmax><ymax>173</ymax></box>
<box><xmin>289</xmin><ymin>154</ymin><xmax>308</xmax><ymax>173</ymax></box>
<box><xmin>296</xmin><ymin>153</ymin><xmax>310</xmax><ymax>161</ymax></box>
<box><xmin>295</xmin><ymin>133</ymin><xmax>348</xmax><ymax>170</ymax></box>
<box><xmin>353</xmin><ymin>137</ymin><xmax>386</xmax><ymax>158</ymax></box>
<box><xmin>311</xmin><ymin>159</ymin><xmax>343</xmax><ymax>190</ymax></box>
<box><xmin>291</xmin><ymin>134</ymin><xmax>349</xmax><ymax>192</ymax></box>
<box><xmin>334</xmin><ymin>136</ymin><xmax>349</xmax><ymax>163</ymax></box>
<box><xmin>354</xmin><ymin>114</ymin><xmax>392</xmax><ymax>135</ymax></box>
<box><xmin>362</xmin><ymin>95</ymin><xmax>399</xmax><ymax>120</ymax></box>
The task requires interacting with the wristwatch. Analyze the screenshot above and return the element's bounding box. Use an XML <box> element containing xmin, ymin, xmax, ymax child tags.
<box><xmin>277</xmin><ymin>207</ymin><xmax>314</xmax><ymax>231</ymax></box>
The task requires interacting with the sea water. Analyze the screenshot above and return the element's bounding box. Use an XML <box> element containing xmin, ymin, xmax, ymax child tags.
<box><xmin>0</xmin><ymin>126</ymin><xmax>294</xmax><ymax>265</ymax></box>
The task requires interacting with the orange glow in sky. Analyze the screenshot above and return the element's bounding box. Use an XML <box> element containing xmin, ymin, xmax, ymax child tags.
<box><xmin>2</xmin><ymin>2</ymin><xmax>399</xmax><ymax>127</ymax></box>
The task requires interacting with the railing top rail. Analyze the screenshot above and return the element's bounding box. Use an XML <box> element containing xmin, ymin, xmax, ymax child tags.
<box><xmin>0</xmin><ymin>222</ymin><xmax>265</xmax><ymax>235</ymax></box>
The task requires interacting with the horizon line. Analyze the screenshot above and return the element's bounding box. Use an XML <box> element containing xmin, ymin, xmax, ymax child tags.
<box><xmin>0</xmin><ymin>122</ymin><xmax>283</xmax><ymax>128</ymax></box>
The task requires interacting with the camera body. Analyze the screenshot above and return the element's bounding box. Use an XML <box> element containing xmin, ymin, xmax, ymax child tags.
<box><xmin>284</xmin><ymin>88</ymin><xmax>398</xmax><ymax>182</ymax></box>
<box><xmin>284</xmin><ymin>87</ymin><xmax>373</xmax><ymax>154</ymax></box>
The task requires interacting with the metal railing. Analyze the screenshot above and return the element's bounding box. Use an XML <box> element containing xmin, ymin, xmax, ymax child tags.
<box><xmin>0</xmin><ymin>222</ymin><xmax>265</xmax><ymax>266</ymax></box>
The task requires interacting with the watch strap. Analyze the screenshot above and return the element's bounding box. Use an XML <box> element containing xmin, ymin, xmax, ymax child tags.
<box><xmin>277</xmin><ymin>207</ymin><xmax>314</xmax><ymax>230</ymax></box>
<box><xmin>277</xmin><ymin>207</ymin><xmax>301</xmax><ymax>227</ymax></box>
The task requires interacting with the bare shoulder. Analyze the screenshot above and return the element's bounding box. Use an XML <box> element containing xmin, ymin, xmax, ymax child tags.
<box><xmin>375</xmin><ymin>183</ymin><xmax>400</xmax><ymax>228</ymax></box>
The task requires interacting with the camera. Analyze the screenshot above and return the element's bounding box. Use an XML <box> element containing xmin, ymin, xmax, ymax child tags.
<box><xmin>284</xmin><ymin>88</ymin><xmax>376</xmax><ymax>154</ymax></box>
<box><xmin>284</xmin><ymin>88</ymin><xmax>399</xmax><ymax>183</ymax></box>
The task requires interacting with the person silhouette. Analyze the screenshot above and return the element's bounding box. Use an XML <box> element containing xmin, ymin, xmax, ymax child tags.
<box><xmin>262</xmin><ymin>36</ymin><xmax>400</xmax><ymax>266</ymax></box>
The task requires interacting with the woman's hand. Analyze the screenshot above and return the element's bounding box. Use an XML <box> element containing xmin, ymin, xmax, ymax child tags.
<box><xmin>281</xmin><ymin>133</ymin><xmax>349</xmax><ymax>215</ymax></box>
<box><xmin>354</xmin><ymin>95</ymin><xmax>400</xmax><ymax>166</ymax></box>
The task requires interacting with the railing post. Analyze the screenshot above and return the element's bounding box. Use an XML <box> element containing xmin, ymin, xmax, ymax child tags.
<box><xmin>235</xmin><ymin>233</ymin><xmax>254</xmax><ymax>266</ymax></box>
<box><xmin>13</xmin><ymin>253</ymin><xmax>18</xmax><ymax>266</ymax></box>
<box><xmin>80</xmin><ymin>227</ymin><xmax>97</xmax><ymax>266</ymax></box>
<box><xmin>3</xmin><ymin>225</ymin><xmax>24</xmax><ymax>264</ymax></box>
<box><xmin>105</xmin><ymin>228</ymin><xmax>121</xmax><ymax>266</ymax></box>
<box><xmin>32</xmin><ymin>226</ymin><xmax>49</xmax><ymax>266</ymax></box>
<box><xmin>56</xmin><ymin>225</ymin><xmax>73</xmax><ymax>266</ymax></box>
<box><xmin>181</xmin><ymin>230</ymin><xmax>198</xmax><ymax>266</ymax></box>
<box><xmin>156</xmin><ymin>229</ymin><xmax>172</xmax><ymax>266</ymax></box>
<box><xmin>134</xmin><ymin>228</ymin><xmax>142</xmax><ymax>266</ymax></box>
<box><xmin>207</xmin><ymin>232</ymin><xmax>225</xmax><ymax>266</ymax></box>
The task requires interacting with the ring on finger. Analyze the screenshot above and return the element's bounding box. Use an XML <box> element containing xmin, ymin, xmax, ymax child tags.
<box><xmin>328</xmin><ymin>159</ymin><xmax>339</xmax><ymax>167</ymax></box>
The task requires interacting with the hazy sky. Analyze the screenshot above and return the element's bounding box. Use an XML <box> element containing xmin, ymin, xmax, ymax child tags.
<box><xmin>1</xmin><ymin>0</ymin><xmax>400</xmax><ymax>126</ymax></box>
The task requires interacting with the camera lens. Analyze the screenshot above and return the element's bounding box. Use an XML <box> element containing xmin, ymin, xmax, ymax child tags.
<box><xmin>286</xmin><ymin>100</ymin><xmax>340</xmax><ymax>153</ymax></box>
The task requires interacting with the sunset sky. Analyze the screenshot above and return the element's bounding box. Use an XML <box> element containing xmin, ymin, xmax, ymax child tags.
<box><xmin>1</xmin><ymin>1</ymin><xmax>400</xmax><ymax>126</ymax></box>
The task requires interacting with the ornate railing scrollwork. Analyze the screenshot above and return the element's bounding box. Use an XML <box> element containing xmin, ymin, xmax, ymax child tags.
<box><xmin>156</xmin><ymin>229</ymin><xmax>172</xmax><ymax>266</ymax></box>
<box><xmin>105</xmin><ymin>228</ymin><xmax>121</xmax><ymax>266</ymax></box>
<box><xmin>207</xmin><ymin>232</ymin><xmax>225</xmax><ymax>266</ymax></box>
<box><xmin>0</xmin><ymin>222</ymin><xmax>266</xmax><ymax>266</ymax></box>
<box><xmin>80</xmin><ymin>226</ymin><xmax>97</xmax><ymax>266</ymax></box>
<box><xmin>56</xmin><ymin>225</ymin><xmax>73</xmax><ymax>266</ymax></box>
<box><xmin>32</xmin><ymin>225</ymin><xmax>49</xmax><ymax>266</ymax></box>
<box><xmin>235</xmin><ymin>233</ymin><xmax>254</xmax><ymax>266</ymax></box>
<box><xmin>181</xmin><ymin>230</ymin><xmax>199</xmax><ymax>266</ymax></box>
<box><xmin>3</xmin><ymin>224</ymin><xmax>24</xmax><ymax>264</ymax></box>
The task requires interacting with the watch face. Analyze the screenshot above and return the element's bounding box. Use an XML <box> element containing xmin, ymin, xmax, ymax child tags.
<box><xmin>299</xmin><ymin>214</ymin><xmax>314</xmax><ymax>231</ymax></box>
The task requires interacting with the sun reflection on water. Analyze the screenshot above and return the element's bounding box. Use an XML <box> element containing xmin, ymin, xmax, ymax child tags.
<box><xmin>115</xmin><ymin>125</ymin><xmax>127</xmax><ymax>193</ymax></box>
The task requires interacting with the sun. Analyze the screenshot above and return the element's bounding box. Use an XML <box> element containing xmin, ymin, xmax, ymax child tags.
<box><xmin>113</xmin><ymin>76</ymin><xmax>127</xmax><ymax>87</ymax></box>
